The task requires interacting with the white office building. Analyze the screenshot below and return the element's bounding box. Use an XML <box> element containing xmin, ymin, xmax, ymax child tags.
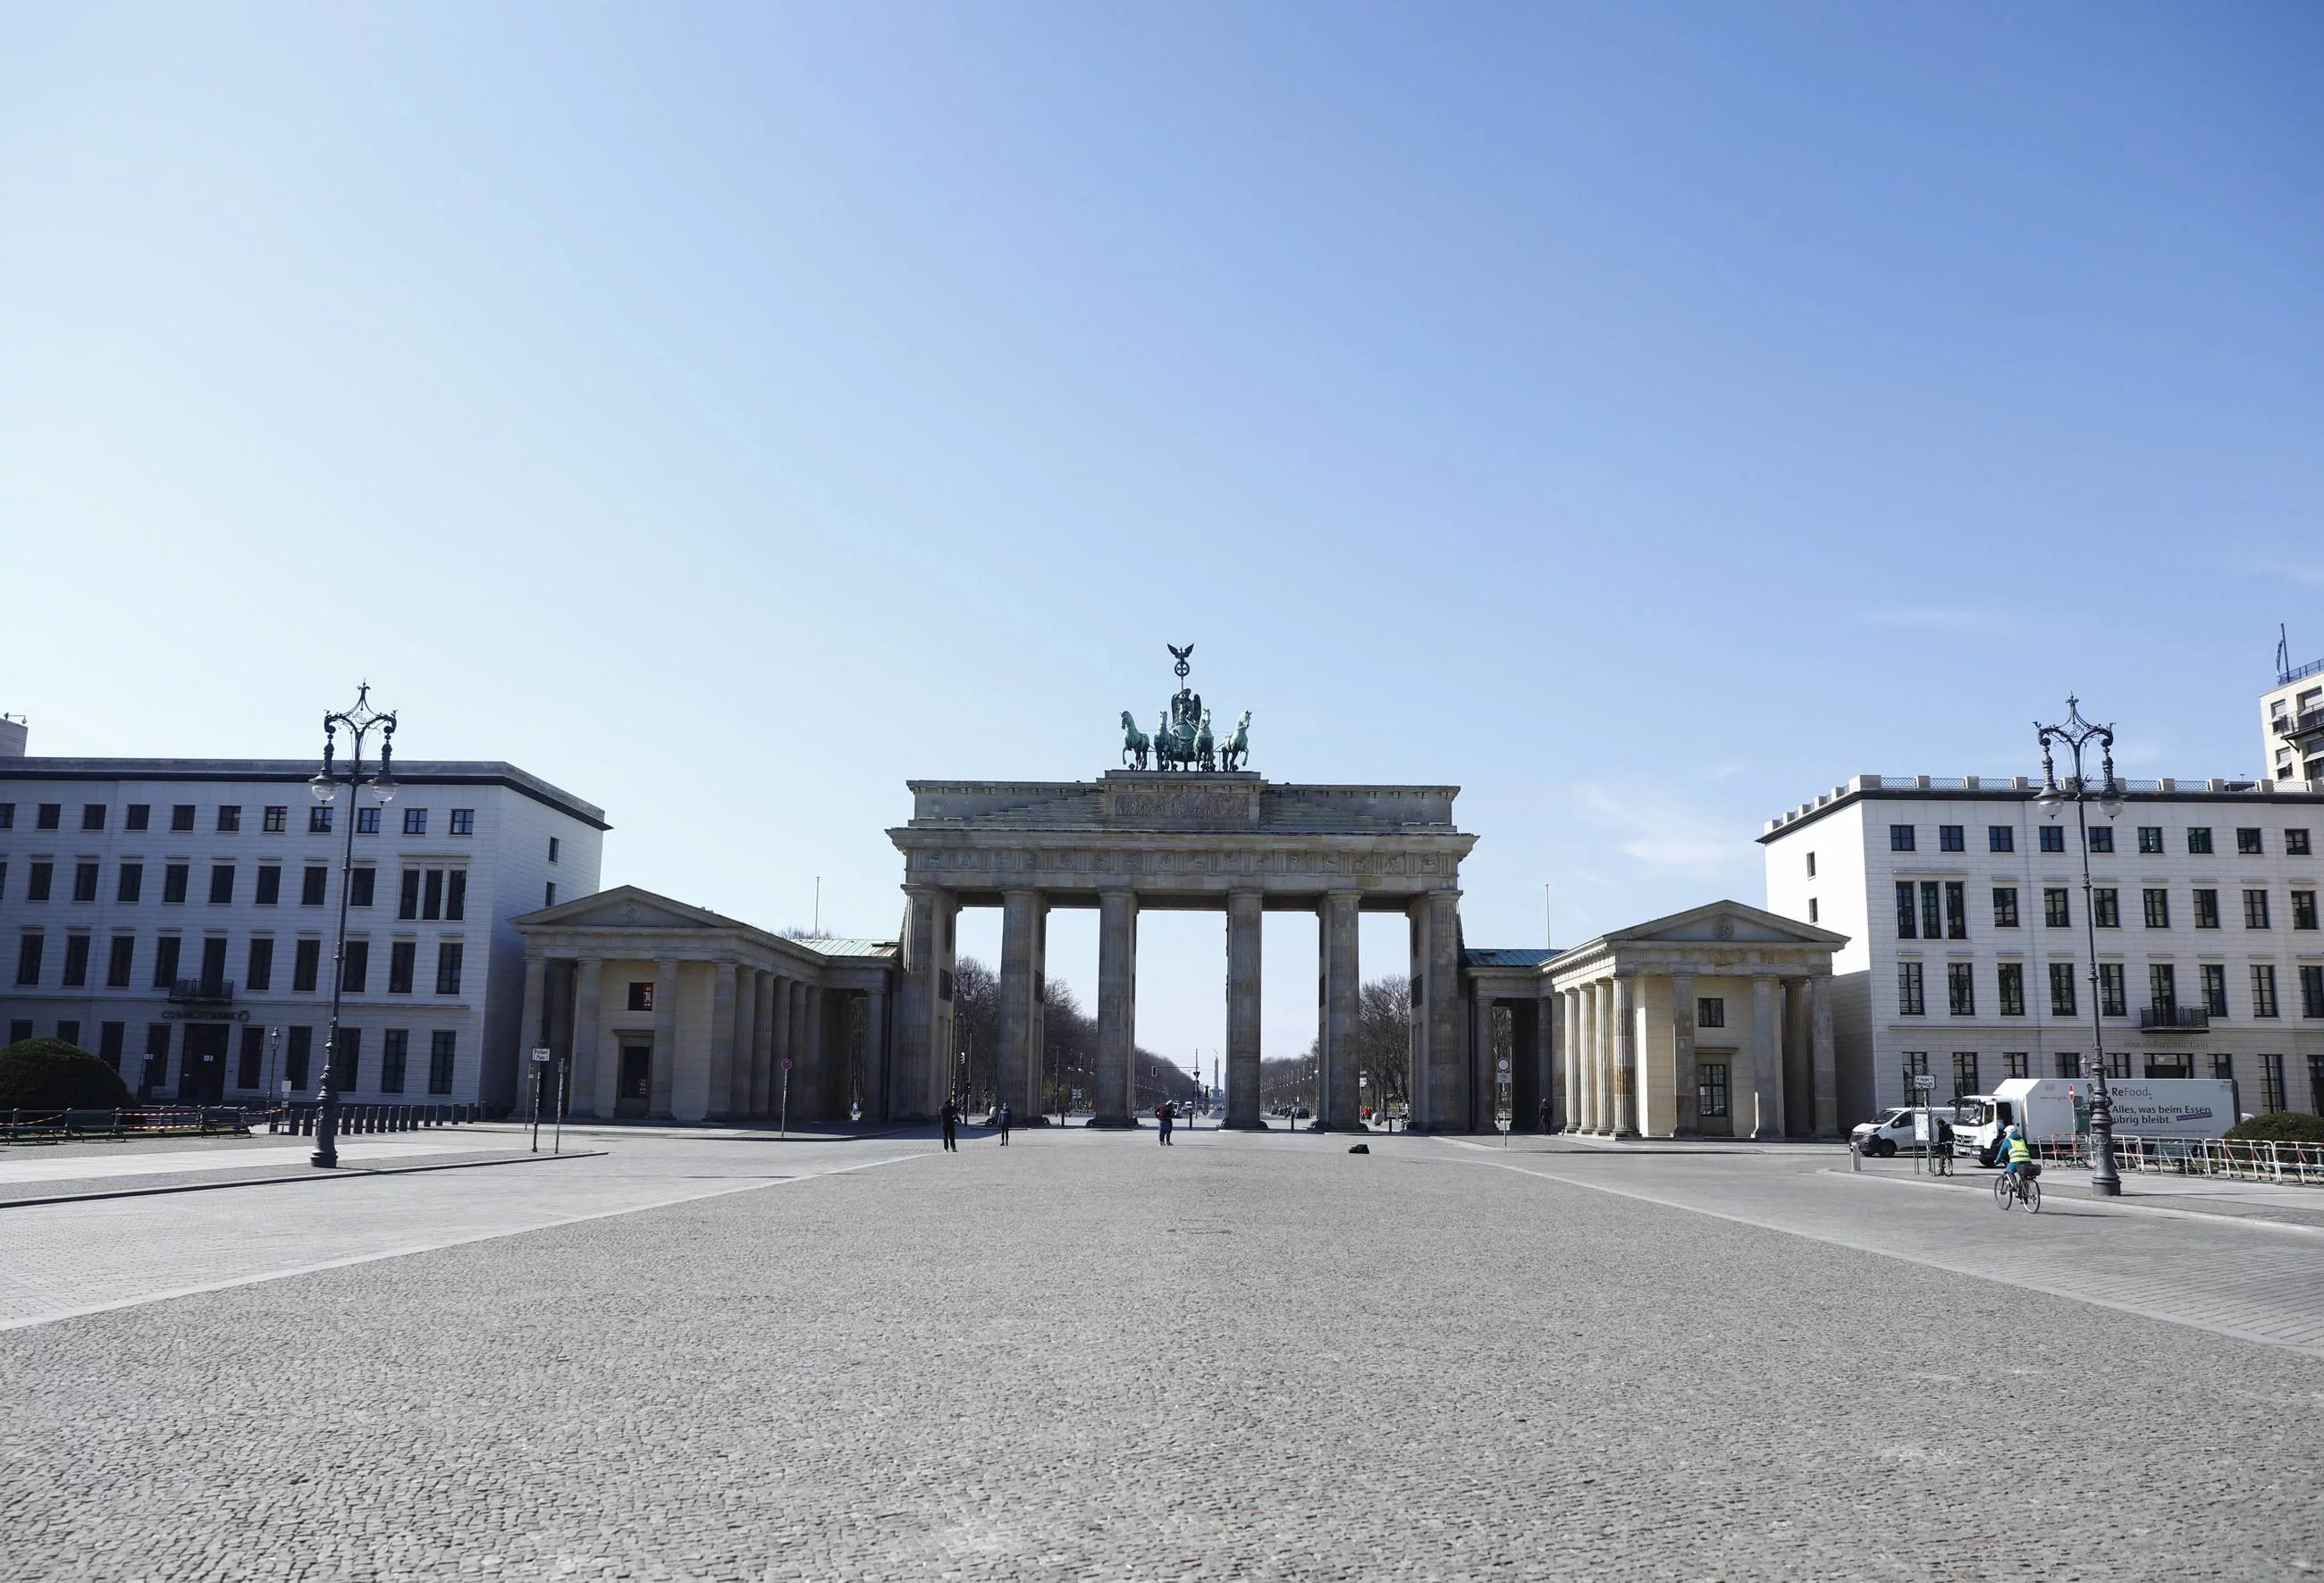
<box><xmin>1761</xmin><ymin>774</ymin><xmax>2324</xmax><ymax>1125</ymax></box>
<box><xmin>2264</xmin><ymin>646</ymin><xmax>2324</xmax><ymax>787</ymax></box>
<box><xmin>0</xmin><ymin>725</ymin><xmax>604</xmax><ymax>1112</ymax></box>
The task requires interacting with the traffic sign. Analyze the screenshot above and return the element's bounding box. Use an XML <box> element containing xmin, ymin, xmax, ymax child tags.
<box><xmin>1496</xmin><ymin>1058</ymin><xmax>1511</xmax><ymax>1073</ymax></box>
<box><xmin>530</xmin><ymin>1047</ymin><xmax>553</xmax><ymax>1065</ymax></box>
<box><xmin>781</xmin><ymin>1057</ymin><xmax>792</xmax><ymax>1071</ymax></box>
<box><xmin>1912</xmin><ymin>1074</ymin><xmax>1934</xmax><ymax>1089</ymax></box>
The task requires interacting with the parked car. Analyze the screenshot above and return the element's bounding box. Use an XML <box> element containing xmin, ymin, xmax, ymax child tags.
<box><xmin>1850</xmin><ymin>1107</ymin><xmax>1954</xmax><ymax>1158</ymax></box>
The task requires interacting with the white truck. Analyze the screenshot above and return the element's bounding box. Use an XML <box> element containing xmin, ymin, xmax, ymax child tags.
<box><xmin>1956</xmin><ymin>1076</ymin><xmax>2238</xmax><ymax>1166</ymax></box>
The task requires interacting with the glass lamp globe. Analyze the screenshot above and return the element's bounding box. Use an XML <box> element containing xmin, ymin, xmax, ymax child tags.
<box><xmin>308</xmin><ymin>774</ymin><xmax>336</xmax><ymax>804</ymax></box>
<box><xmin>2099</xmin><ymin>786</ymin><xmax>2124</xmax><ymax>820</ymax></box>
<box><xmin>370</xmin><ymin>773</ymin><xmax>396</xmax><ymax>804</ymax></box>
<box><xmin>2034</xmin><ymin>784</ymin><xmax>2065</xmax><ymax>819</ymax></box>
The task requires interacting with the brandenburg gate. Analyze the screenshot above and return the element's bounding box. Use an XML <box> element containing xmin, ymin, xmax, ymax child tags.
<box><xmin>887</xmin><ymin>770</ymin><xmax>1477</xmax><ymax>1128</ymax></box>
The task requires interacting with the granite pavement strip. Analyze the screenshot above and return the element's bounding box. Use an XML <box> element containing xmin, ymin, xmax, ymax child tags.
<box><xmin>0</xmin><ymin>1126</ymin><xmax>2319</xmax><ymax>1581</ymax></box>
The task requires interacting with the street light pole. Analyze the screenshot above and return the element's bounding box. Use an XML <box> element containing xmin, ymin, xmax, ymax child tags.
<box><xmin>2035</xmin><ymin>696</ymin><xmax>2124</xmax><ymax>1198</ymax></box>
<box><xmin>306</xmin><ymin>684</ymin><xmax>396</xmax><ymax>1169</ymax></box>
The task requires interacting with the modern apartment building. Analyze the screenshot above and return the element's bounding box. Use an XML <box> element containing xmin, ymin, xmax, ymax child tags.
<box><xmin>2264</xmin><ymin>646</ymin><xmax>2324</xmax><ymax>787</ymax></box>
<box><xmin>1761</xmin><ymin>775</ymin><xmax>2324</xmax><ymax>1125</ymax></box>
<box><xmin>0</xmin><ymin>728</ymin><xmax>605</xmax><ymax>1112</ymax></box>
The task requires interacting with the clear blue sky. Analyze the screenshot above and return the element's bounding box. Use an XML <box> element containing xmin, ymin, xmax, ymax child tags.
<box><xmin>4</xmin><ymin>4</ymin><xmax>2320</xmax><ymax>1070</ymax></box>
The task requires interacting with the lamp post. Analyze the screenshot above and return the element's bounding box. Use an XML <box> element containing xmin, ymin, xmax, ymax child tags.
<box><xmin>2034</xmin><ymin>696</ymin><xmax>2124</xmax><ymax>1198</ymax></box>
<box><xmin>306</xmin><ymin>685</ymin><xmax>396</xmax><ymax>1169</ymax></box>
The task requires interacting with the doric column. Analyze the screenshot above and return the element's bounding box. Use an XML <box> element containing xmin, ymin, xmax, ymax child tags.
<box><xmin>650</xmin><ymin>957</ymin><xmax>680</xmax><ymax>1119</ymax></box>
<box><xmin>1542</xmin><ymin>990</ymin><xmax>1563</xmax><ymax>1131</ymax></box>
<box><xmin>1402</xmin><ymin>890</ymin><xmax>1463</xmax><ymax>1132</ymax></box>
<box><xmin>1611</xmin><ymin>974</ymin><xmax>1638</xmax><ymax>1136</ymax></box>
<box><xmin>1093</xmin><ymin>888</ymin><xmax>1138</xmax><ymax>1126</ymax></box>
<box><xmin>697</xmin><ymin>960</ymin><xmax>737</xmax><ymax>1123</ymax></box>
<box><xmin>998</xmin><ymin>889</ymin><xmax>1048</xmax><ymax>1121</ymax></box>
<box><xmin>728</xmin><ymin>967</ymin><xmax>758</xmax><ymax>1118</ymax></box>
<box><xmin>1670</xmin><ymin>972</ymin><xmax>1697</xmax><ymax>1137</ymax></box>
<box><xmin>765</xmin><ymin>974</ymin><xmax>790</xmax><ymax>1116</ymax></box>
<box><xmin>575</xmin><ymin>958</ymin><xmax>606</xmax><ymax>1118</ymax></box>
<box><xmin>1593</xmin><ymin>980</ymin><xmax>1613</xmax><ymax>1133</ymax></box>
<box><xmin>1751</xmin><ymin>975</ymin><xmax>1781</xmax><ymax>1139</ymax></box>
<box><xmin>888</xmin><ymin>887</ymin><xmax>954</xmax><ymax>1124</ymax></box>
<box><xmin>748</xmin><ymin>970</ymin><xmax>774</xmax><ymax>1116</ymax></box>
<box><xmin>1225</xmin><ymin>889</ymin><xmax>1265</xmax><ymax>1129</ymax></box>
<box><xmin>1318</xmin><ymin>890</ymin><xmax>1360</xmax><ymax>1130</ymax></box>
<box><xmin>1810</xmin><ymin>974</ymin><xmax>1839</xmax><ymax>1139</ymax></box>
<box><xmin>519</xmin><ymin>955</ymin><xmax>548</xmax><ymax>1066</ymax></box>
<box><xmin>780</xmin><ymin>980</ymin><xmax>804</xmax><ymax>1122</ymax></box>
<box><xmin>862</xmin><ymin>986</ymin><xmax>888</xmax><ymax>1123</ymax></box>
<box><xmin>1560</xmin><ymin>989</ymin><xmax>1581</xmax><ymax>1131</ymax></box>
<box><xmin>802</xmin><ymin>986</ymin><xmax>824</xmax><ymax>1123</ymax></box>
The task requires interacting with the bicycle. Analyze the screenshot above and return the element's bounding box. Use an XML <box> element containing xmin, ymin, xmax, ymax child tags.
<box><xmin>1991</xmin><ymin>1162</ymin><xmax>2042</xmax><ymax>1213</ymax></box>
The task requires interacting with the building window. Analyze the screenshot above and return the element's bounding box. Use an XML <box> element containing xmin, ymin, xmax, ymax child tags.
<box><xmin>237</xmin><ymin>1026</ymin><xmax>265</xmax><ymax>1090</ymax></box>
<box><xmin>428</xmin><ymin>1030</ymin><xmax>457</xmax><ymax>1095</ymax></box>
<box><xmin>1998</xmin><ymin>963</ymin><xmax>2025</xmax><ymax>1016</ymax></box>
<box><xmin>434</xmin><ymin>942</ymin><xmax>463</xmax><ymax>996</ymax></box>
<box><xmin>150</xmin><ymin>936</ymin><xmax>181</xmax><ymax>989</ymax></box>
<box><xmin>2143</xmin><ymin>888</ymin><xmax>2170</xmax><ymax>929</ymax></box>
<box><xmin>255</xmin><ymin>865</ymin><xmax>281</xmax><ymax>905</ymax></box>
<box><xmin>2149</xmin><ymin>964</ymin><xmax>2177</xmax><ymax>1015</ymax></box>
<box><xmin>167</xmin><ymin>804</ymin><xmax>194</xmax><ymax>832</ymax></box>
<box><xmin>544</xmin><ymin>881</ymin><xmax>558</xmax><ymax>907</ymax></box>
<box><xmin>2044</xmin><ymin>888</ymin><xmax>2071</xmax><ymax>928</ymax></box>
<box><xmin>341</xmin><ymin>941</ymin><xmax>369</xmax><ymax>994</ymax></box>
<box><xmin>549</xmin><ymin>836</ymin><xmax>561</xmax><ymax>863</ymax></box>
<box><xmin>80</xmin><ymin>804</ymin><xmax>105</xmax><ymax>831</ymax></box>
<box><xmin>106</xmin><ymin>934</ymin><xmax>134</xmax><ymax>988</ymax></box>
<box><xmin>445</xmin><ymin>871</ymin><xmax>466</xmax><ymax>922</ymax></box>
<box><xmin>399</xmin><ymin>869</ymin><xmax>420</xmax><ymax>920</ymax></box>
<box><xmin>2244</xmin><ymin>889</ymin><xmax>2271</xmax><ymax>930</ymax></box>
<box><xmin>2098</xmin><ymin>963</ymin><xmax>2127</xmax><ymax>1017</ymax></box>
<box><xmin>422</xmin><ymin>870</ymin><xmax>444</xmax><ymax>920</ymax></box>
<box><xmin>2201</xmin><ymin>964</ymin><xmax>2227</xmax><ymax>1017</ymax></box>
<box><xmin>627</xmin><ymin>981</ymin><xmax>655</xmax><ymax>1013</ymax></box>
<box><xmin>36</xmin><ymin>803</ymin><xmax>61</xmax><ymax>830</ymax></box>
<box><xmin>2287</xmin><ymin>829</ymin><xmax>2313</xmax><ymax>856</ymax></box>
<box><xmin>2104</xmin><ymin>1049</ymin><xmax>2131</xmax><ymax>1079</ymax></box>
<box><xmin>2237</xmin><ymin>827</ymin><xmax>2263</xmax><ymax>855</ymax></box>
<box><xmin>2137</xmin><ymin>825</ymin><xmax>2164</xmax><ymax>855</ymax></box>
<box><xmin>381</xmin><ymin>1030</ymin><xmax>409</xmax><ymax>1095</ymax></box>
<box><xmin>2294</xmin><ymin>890</ymin><xmax>2318</xmax><ymax>930</ymax></box>
<box><xmin>263</xmin><ymin>805</ymin><xmax>288</xmax><ymax>833</ymax></box>
<box><xmin>329</xmin><ymin>1028</ymin><xmax>360</xmax><ymax>1092</ymax></box>
<box><xmin>2040</xmin><ymin>826</ymin><xmax>2066</xmax><ymax>854</ymax></box>
<box><xmin>292</xmin><ymin>939</ymin><xmax>321</xmax><ymax>993</ymax></box>
<box><xmin>2087</xmin><ymin>826</ymin><xmax>2114</xmax><ymax>854</ymax></box>
<box><xmin>2092</xmin><ymin>888</ymin><xmax>2120</xmax><ymax>929</ymax></box>
<box><xmin>1904</xmin><ymin>1052</ymin><xmax>1930</xmax><ymax>1080</ymax></box>
<box><xmin>98</xmin><ymin>1022</ymin><xmax>125</xmax><ymax>1070</ymax></box>
<box><xmin>1951</xmin><ymin>1052</ymin><xmax>1978</xmax><ymax>1101</ymax></box>
<box><xmin>1991</xmin><ymin>888</ymin><xmax>2018</xmax><ymax>930</ymax></box>
<box><xmin>1898</xmin><ymin>962</ymin><xmax>1925</xmax><ymax>1016</ymax></box>
<box><xmin>2213</xmin><ymin>1053</ymin><xmax>2235</xmax><ymax>1082</ymax></box>
<box><xmin>1988</xmin><ymin>826</ymin><xmax>2013</xmax><ymax>853</ymax></box>
<box><xmin>1890</xmin><ymin>824</ymin><xmax>1916</xmax><ymax>852</ymax></box>
<box><xmin>116</xmin><ymin>863</ymin><xmax>142</xmax><ymax>904</ymax></box>
<box><xmin>1948</xmin><ymin>963</ymin><xmax>1975</xmax><ymax>1015</ymax></box>
<box><xmin>2261</xmin><ymin>1054</ymin><xmax>2286</xmax><ymax>1113</ymax></box>
<box><xmin>73</xmin><ymin>862</ymin><xmax>99</xmax><ymax>903</ymax></box>
<box><xmin>123</xmin><ymin>804</ymin><xmax>147</xmax><ymax>830</ymax></box>
<box><xmin>1697</xmin><ymin>997</ymin><xmax>1725</xmax><ymax>1029</ymax></box>
<box><xmin>1895</xmin><ymin>882</ymin><xmax>1916</xmax><ymax>939</ymax></box>
<box><xmin>2187</xmin><ymin>827</ymin><xmax>2213</xmax><ymax>855</ymax></box>
<box><xmin>142</xmin><ymin>1024</ymin><xmax>172</xmax><ymax>1092</ymax></box>
<box><xmin>450</xmin><ymin>809</ymin><xmax>475</xmax><ymax>836</ymax></box>
<box><xmin>389</xmin><ymin>940</ymin><xmax>416</xmax><ymax>994</ymax></box>
<box><xmin>1944</xmin><ymin>882</ymin><xmax>1967</xmax><ymax>939</ymax></box>
<box><xmin>2145</xmin><ymin>1051</ymin><xmax>2192</xmax><ymax>1079</ymax></box>
<box><xmin>285</xmin><ymin>1027</ymin><xmax>312</xmax><ymax>1090</ymax></box>
<box><xmin>216</xmin><ymin>805</ymin><xmax>241</xmax><ymax>833</ymax></box>
<box><xmin>1697</xmin><ymin>1061</ymin><xmax>1729</xmax><ymax>1119</ymax></box>
<box><xmin>2003</xmin><ymin>1051</ymin><xmax>2029</xmax><ymax>1079</ymax></box>
<box><xmin>1921</xmin><ymin>883</ymin><xmax>1944</xmax><ymax>942</ymax></box>
<box><xmin>0</xmin><ymin>802</ymin><xmax>13</xmax><ymax>829</ymax></box>
<box><xmin>2252</xmin><ymin>965</ymin><xmax>2280</xmax><ymax>1018</ymax></box>
<box><xmin>1806</xmin><ymin>896</ymin><xmax>1816</xmax><ymax>924</ymax></box>
<box><xmin>247</xmin><ymin>938</ymin><xmax>274</xmax><ymax>993</ymax></box>
<box><xmin>301</xmin><ymin>866</ymin><xmax>327</xmax><ymax>906</ymax></box>
<box><xmin>402</xmin><ymin>808</ymin><xmax>428</xmax><ymax>836</ymax></box>
<box><xmin>2054</xmin><ymin>1051</ymin><xmax>2080</xmax><ymax>1079</ymax></box>
<box><xmin>27</xmin><ymin>862</ymin><xmax>52</xmax><ymax>902</ymax></box>
<box><xmin>2194</xmin><ymin>888</ymin><xmax>2220</xmax><ymax>930</ymax></box>
<box><xmin>208</xmin><ymin>864</ymin><xmax>234</xmax><ymax>905</ymax></box>
<box><xmin>357</xmin><ymin>807</ymin><xmax>381</xmax><ymax>836</ymax></box>
<box><xmin>2303</xmin><ymin>964</ymin><xmax>2324</xmax><ymax>1019</ymax></box>
<box><xmin>1939</xmin><ymin>824</ymin><xmax>1965</xmax><ymax>853</ymax></box>
<box><xmin>61</xmin><ymin>934</ymin><xmax>89</xmax><ymax>988</ymax></box>
<box><xmin>162</xmin><ymin>863</ymin><xmax>189</xmax><ymax>905</ymax></box>
<box><xmin>309</xmin><ymin>805</ymin><xmax>333</xmax><ymax>834</ymax></box>
<box><xmin>349</xmin><ymin>869</ymin><xmax>375</xmax><ymax>908</ymax></box>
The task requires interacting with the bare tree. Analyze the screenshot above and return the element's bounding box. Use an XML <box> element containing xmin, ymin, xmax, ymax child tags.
<box><xmin>1355</xmin><ymin>974</ymin><xmax>1410</xmax><ymax>1108</ymax></box>
<box><xmin>951</xmin><ymin>956</ymin><xmax>998</xmax><ymax>1109</ymax></box>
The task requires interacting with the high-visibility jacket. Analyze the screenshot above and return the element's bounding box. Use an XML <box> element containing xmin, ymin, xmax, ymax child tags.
<box><xmin>2008</xmin><ymin>1134</ymin><xmax>2034</xmax><ymax>1164</ymax></box>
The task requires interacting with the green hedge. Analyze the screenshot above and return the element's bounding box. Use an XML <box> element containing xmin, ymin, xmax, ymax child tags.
<box><xmin>0</xmin><ymin>1038</ymin><xmax>137</xmax><ymax>1111</ymax></box>
<box><xmin>2224</xmin><ymin>1111</ymin><xmax>2324</xmax><ymax>1144</ymax></box>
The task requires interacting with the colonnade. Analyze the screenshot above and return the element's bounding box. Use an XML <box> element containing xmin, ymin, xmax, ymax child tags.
<box><xmin>1554</xmin><ymin>968</ymin><xmax>1836</xmax><ymax>1138</ymax></box>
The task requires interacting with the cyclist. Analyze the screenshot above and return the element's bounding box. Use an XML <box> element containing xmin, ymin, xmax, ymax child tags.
<box><xmin>1997</xmin><ymin>1120</ymin><xmax>2034</xmax><ymax>1194</ymax></box>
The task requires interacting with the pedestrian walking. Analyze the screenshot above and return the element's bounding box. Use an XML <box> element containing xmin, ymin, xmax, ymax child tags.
<box><xmin>1538</xmin><ymin>1096</ymin><xmax>1554</xmax><ymax>1134</ymax></box>
<box><xmin>940</xmin><ymin>1097</ymin><xmax>959</xmax><ymax>1152</ymax></box>
<box><xmin>998</xmin><ymin>1103</ymin><xmax>1012</xmax><ymax>1145</ymax></box>
<box><xmin>1157</xmin><ymin>1099</ymin><xmax>1175</xmax><ymax>1145</ymax></box>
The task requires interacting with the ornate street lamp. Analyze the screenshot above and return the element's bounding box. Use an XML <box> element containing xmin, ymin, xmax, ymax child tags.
<box><xmin>2034</xmin><ymin>696</ymin><xmax>2124</xmax><ymax>1197</ymax></box>
<box><xmin>307</xmin><ymin>684</ymin><xmax>396</xmax><ymax>1169</ymax></box>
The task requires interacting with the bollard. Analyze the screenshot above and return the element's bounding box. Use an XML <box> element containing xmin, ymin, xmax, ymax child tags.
<box><xmin>1849</xmin><ymin>1138</ymin><xmax>1861</xmax><ymax>1173</ymax></box>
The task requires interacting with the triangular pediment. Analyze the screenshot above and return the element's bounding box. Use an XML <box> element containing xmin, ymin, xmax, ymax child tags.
<box><xmin>512</xmin><ymin>884</ymin><xmax>745</xmax><ymax>933</ymax></box>
<box><xmin>1604</xmin><ymin>898</ymin><xmax>1847</xmax><ymax>948</ymax></box>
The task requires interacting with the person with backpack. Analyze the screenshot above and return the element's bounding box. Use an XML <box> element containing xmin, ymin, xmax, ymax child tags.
<box><xmin>1156</xmin><ymin>1099</ymin><xmax>1175</xmax><ymax>1145</ymax></box>
<box><xmin>939</xmin><ymin>1097</ymin><xmax>959</xmax><ymax>1152</ymax></box>
<box><xmin>997</xmin><ymin>1102</ymin><xmax>1012</xmax><ymax>1146</ymax></box>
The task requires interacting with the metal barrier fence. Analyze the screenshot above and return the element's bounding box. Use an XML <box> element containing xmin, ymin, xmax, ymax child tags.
<box><xmin>2032</xmin><ymin>1133</ymin><xmax>2324</xmax><ymax>1186</ymax></box>
<box><xmin>4</xmin><ymin>1102</ymin><xmax>483</xmax><ymax>1144</ymax></box>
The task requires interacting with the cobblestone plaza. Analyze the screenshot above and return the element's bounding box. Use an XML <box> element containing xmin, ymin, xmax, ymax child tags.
<box><xmin>3</xmin><ymin>1125</ymin><xmax>2321</xmax><ymax>1579</ymax></box>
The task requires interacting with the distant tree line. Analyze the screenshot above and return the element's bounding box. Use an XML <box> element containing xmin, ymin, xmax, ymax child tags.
<box><xmin>949</xmin><ymin>957</ymin><xmax>1200</xmax><ymax>1116</ymax></box>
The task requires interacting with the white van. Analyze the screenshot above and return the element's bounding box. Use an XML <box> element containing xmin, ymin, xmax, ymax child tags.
<box><xmin>1956</xmin><ymin>1076</ymin><xmax>2237</xmax><ymax>1166</ymax></box>
<box><xmin>1848</xmin><ymin>1107</ymin><xmax>1957</xmax><ymax>1158</ymax></box>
